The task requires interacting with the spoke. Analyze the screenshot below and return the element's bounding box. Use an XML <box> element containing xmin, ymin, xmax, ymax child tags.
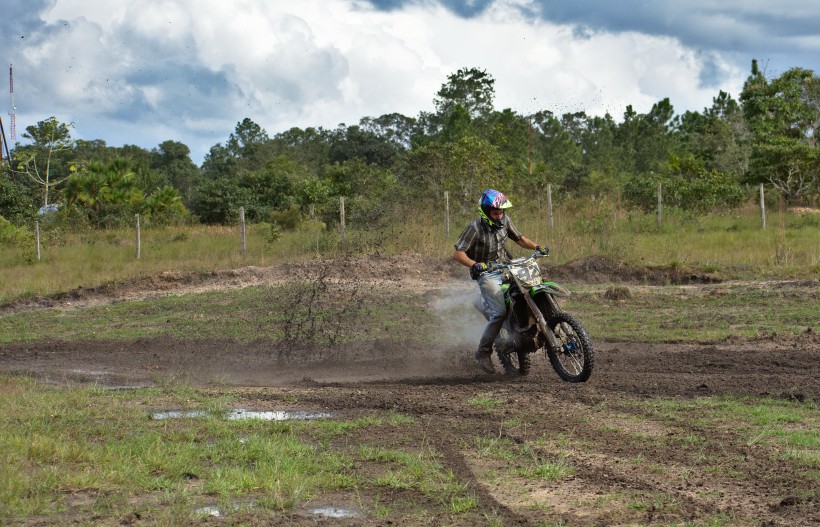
<box><xmin>563</xmin><ymin>350</ymin><xmax>583</xmax><ymax>373</ymax></box>
<box><xmin>559</xmin><ymin>330</ymin><xmax>583</xmax><ymax>373</ymax></box>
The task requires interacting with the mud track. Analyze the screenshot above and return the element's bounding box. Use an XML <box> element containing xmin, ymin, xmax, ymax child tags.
<box><xmin>1</xmin><ymin>255</ymin><xmax>818</xmax><ymax>526</ymax></box>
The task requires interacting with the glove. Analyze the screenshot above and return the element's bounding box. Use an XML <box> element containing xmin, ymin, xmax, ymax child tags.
<box><xmin>469</xmin><ymin>262</ymin><xmax>488</xmax><ymax>280</ymax></box>
<box><xmin>536</xmin><ymin>245</ymin><xmax>549</xmax><ymax>255</ymax></box>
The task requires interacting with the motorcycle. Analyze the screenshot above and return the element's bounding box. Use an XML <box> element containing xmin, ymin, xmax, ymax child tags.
<box><xmin>475</xmin><ymin>252</ymin><xmax>594</xmax><ymax>382</ymax></box>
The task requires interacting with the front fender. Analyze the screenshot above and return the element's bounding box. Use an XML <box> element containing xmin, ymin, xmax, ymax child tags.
<box><xmin>530</xmin><ymin>281</ymin><xmax>571</xmax><ymax>298</ymax></box>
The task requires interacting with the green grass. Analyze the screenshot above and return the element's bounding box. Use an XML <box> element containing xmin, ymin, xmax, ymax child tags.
<box><xmin>474</xmin><ymin>436</ymin><xmax>519</xmax><ymax>461</ymax></box>
<box><xmin>0</xmin><ymin>378</ymin><xmax>355</xmax><ymax>523</ymax></box>
<box><xmin>2</xmin><ymin>378</ymin><xmax>816</xmax><ymax>524</ymax></box>
<box><xmin>472</xmin><ymin>434</ymin><xmax>578</xmax><ymax>484</ymax></box>
<box><xmin>468</xmin><ymin>395</ymin><xmax>504</xmax><ymax>410</ymax></box>
<box><xmin>360</xmin><ymin>445</ymin><xmax>477</xmax><ymax>512</ymax></box>
<box><xmin>0</xmin><ymin>284</ymin><xmax>438</xmax><ymax>345</ymax></box>
<box><xmin>1</xmin><ymin>275</ymin><xmax>814</xmax><ymax>346</ymax></box>
<box><xmin>0</xmin><ymin>223</ymin><xmax>338</xmax><ymax>303</ymax></box>
<box><xmin>1</xmin><ymin>377</ymin><xmax>483</xmax><ymax>524</ymax></box>
<box><xmin>635</xmin><ymin>396</ymin><xmax>819</xmax><ymax>474</ymax></box>
<box><xmin>563</xmin><ymin>282</ymin><xmax>818</xmax><ymax>342</ymax></box>
<box><xmin>519</xmin><ymin>204</ymin><xmax>820</xmax><ymax>277</ymax></box>
<box><xmin>517</xmin><ymin>461</ymin><xmax>575</xmax><ymax>481</ymax></box>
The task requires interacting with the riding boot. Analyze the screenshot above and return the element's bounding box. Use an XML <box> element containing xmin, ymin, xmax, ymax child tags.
<box><xmin>474</xmin><ymin>350</ymin><xmax>495</xmax><ymax>373</ymax></box>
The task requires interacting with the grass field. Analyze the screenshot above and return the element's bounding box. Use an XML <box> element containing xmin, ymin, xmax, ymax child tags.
<box><xmin>0</xmin><ymin>279</ymin><xmax>816</xmax><ymax>346</ymax></box>
<box><xmin>0</xmin><ymin>204</ymin><xmax>818</xmax><ymax>526</ymax></box>
<box><xmin>1</xmin><ymin>205</ymin><xmax>818</xmax><ymax>303</ymax></box>
<box><xmin>1</xmin><ymin>370</ymin><xmax>816</xmax><ymax>525</ymax></box>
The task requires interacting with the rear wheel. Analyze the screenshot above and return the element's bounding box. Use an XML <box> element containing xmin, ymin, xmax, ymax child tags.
<box><xmin>545</xmin><ymin>313</ymin><xmax>594</xmax><ymax>382</ymax></box>
<box><xmin>497</xmin><ymin>344</ymin><xmax>530</xmax><ymax>376</ymax></box>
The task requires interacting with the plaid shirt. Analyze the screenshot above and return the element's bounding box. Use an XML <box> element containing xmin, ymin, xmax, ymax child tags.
<box><xmin>453</xmin><ymin>216</ymin><xmax>522</xmax><ymax>264</ymax></box>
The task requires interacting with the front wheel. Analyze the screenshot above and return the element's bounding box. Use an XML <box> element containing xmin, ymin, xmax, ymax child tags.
<box><xmin>545</xmin><ymin>313</ymin><xmax>594</xmax><ymax>382</ymax></box>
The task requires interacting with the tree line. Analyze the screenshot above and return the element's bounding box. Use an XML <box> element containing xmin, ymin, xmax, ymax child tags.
<box><xmin>1</xmin><ymin>61</ymin><xmax>818</xmax><ymax>233</ymax></box>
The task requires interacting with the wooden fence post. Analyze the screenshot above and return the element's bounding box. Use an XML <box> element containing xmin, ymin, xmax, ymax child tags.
<box><xmin>444</xmin><ymin>191</ymin><xmax>450</xmax><ymax>238</ymax></box>
<box><xmin>340</xmin><ymin>196</ymin><xmax>346</xmax><ymax>240</ymax></box>
<box><xmin>546</xmin><ymin>184</ymin><xmax>554</xmax><ymax>233</ymax></box>
<box><xmin>35</xmin><ymin>221</ymin><xmax>41</xmax><ymax>262</ymax></box>
<box><xmin>135</xmin><ymin>214</ymin><xmax>141</xmax><ymax>260</ymax></box>
<box><xmin>656</xmin><ymin>183</ymin><xmax>662</xmax><ymax>227</ymax></box>
<box><xmin>760</xmin><ymin>184</ymin><xmax>766</xmax><ymax>230</ymax></box>
<box><xmin>240</xmin><ymin>207</ymin><xmax>246</xmax><ymax>255</ymax></box>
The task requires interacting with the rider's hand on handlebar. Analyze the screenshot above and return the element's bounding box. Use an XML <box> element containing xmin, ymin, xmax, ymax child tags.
<box><xmin>536</xmin><ymin>245</ymin><xmax>550</xmax><ymax>256</ymax></box>
<box><xmin>470</xmin><ymin>262</ymin><xmax>488</xmax><ymax>280</ymax></box>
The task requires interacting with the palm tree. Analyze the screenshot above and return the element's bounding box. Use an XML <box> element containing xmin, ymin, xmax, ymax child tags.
<box><xmin>144</xmin><ymin>185</ymin><xmax>187</xmax><ymax>223</ymax></box>
<box><xmin>63</xmin><ymin>161</ymin><xmax>110</xmax><ymax>213</ymax></box>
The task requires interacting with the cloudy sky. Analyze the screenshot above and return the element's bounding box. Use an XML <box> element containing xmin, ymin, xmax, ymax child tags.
<box><xmin>3</xmin><ymin>0</ymin><xmax>819</xmax><ymax>165</ymax></box>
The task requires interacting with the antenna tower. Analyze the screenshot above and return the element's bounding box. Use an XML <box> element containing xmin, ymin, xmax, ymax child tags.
<box><xmin>9</xmin><ymin>64</ymin><xmax>16</xmax><ymax>141</ymax></box>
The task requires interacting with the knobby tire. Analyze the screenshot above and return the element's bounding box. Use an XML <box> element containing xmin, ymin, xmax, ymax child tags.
<box><xmin>497</xmin><ymin>346</ymin><xmax>530</xmax><ymax>377</ymax></box>
<box><xmin>545</xmin><ymin>312</ymin><xmax>594</xmax><ymax>383</ymax></box>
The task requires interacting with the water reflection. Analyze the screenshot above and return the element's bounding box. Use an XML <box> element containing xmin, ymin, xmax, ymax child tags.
<box><xmin>151</xmin><ymin>409</ymin><xmax>331</xmax><ymax>421</ymax></box>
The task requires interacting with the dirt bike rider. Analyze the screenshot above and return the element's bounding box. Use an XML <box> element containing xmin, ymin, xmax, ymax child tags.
<box><xmin>453</xmin><ymin>189</ymin><xmax>549</xmax><ymax>373</ymax></box>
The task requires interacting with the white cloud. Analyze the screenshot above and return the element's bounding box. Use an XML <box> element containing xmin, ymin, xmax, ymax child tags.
<box><xmin>9</xmin><ymin>0</ymin><xmax>760</xmax><ymax>162</ymax></box>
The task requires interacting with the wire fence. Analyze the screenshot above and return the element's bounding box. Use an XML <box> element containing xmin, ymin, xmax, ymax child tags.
<box><xmin>23</xmin><ymin>183</ymin><xmax>776</xmax><ymax>262</ymax></box>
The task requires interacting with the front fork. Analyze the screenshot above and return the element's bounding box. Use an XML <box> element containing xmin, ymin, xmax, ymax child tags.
<box><xmin>518</xmin><ymin>281</ymin><xmax>561</xmax><ymax>352</ymax></box>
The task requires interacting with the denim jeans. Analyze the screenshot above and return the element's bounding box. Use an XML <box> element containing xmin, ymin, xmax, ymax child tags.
<box><xmin>475</xmin><ymin>271</ymin><xmax>507</xmax><ymax>357</ymax></box>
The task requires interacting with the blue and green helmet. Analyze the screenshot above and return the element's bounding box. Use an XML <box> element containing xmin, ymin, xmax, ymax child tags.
<box><xmin>478</xmin><ymin>189</ymin><xmax>513</xmax><ymax>228</ymax></box>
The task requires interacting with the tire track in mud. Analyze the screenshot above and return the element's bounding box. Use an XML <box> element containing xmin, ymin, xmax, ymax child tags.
<box><xmin>489</xmin><ymin>380</ymin><xmax>816</xmax><ymax>527</ymax></box>
<box><xmin>292</xmin><ymin>379</ymin><xmax>648</xmax><ymax>525</ymax></box>
<box><xmin>457</xmin><ymin>385</ymin><xmax>719</xmax><ymax>526</ymax></box>
<box><xmin>422</xmin><ymin>415</ymin><xmax>532</xmax><ymax>526</ymax></box>
<box><xmin>288</xmin><ymin>381</ymin><xmax>532</xmax><ymax>524</ymax></box>
<box><xmin>292</xmin><ymin>373</ymin><xmax>816</xmax><ymax>526</ymax></box>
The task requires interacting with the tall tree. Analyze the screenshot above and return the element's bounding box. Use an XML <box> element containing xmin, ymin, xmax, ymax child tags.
<box><xmin>269</xmin><ymin>127</ymin><xmax>330</xmax><ymax>175</ymax></box>
<box><xmin>227</xmin><ymin>117</ymin><xmax>269</xmax><ymax>158</ymax></box>
<box><xmin>580</xmin><ymin>113</ymin><xmax>618</xmax><ymax>178</ymax></box>
<box><xmin>201</xmin><ymin>143</ymin><xmax>236</xmax><ymax>180</ymax></box>
<box><xmin>14</xmin><ymin>117</ymin><xmax>75</xmax><ymax>210</ymax></box>
<box><xmin>740</xmin><ymin>61</ymin><xmax>819</xmax><ymax>203</ymax></box>
<box><xmin>674</xmin><ymin>91</ymin><xmax>750</xmax><ymax>177</ymax></box>
<box><xmin>0</xmin><ymin>177</ymin><xmax>35</xmax><ymax>225</ymax></box>
<box><xmin>327</xmin><ymin>124</ymin><xmax>400</xmax><ymax>167</ymax></box>
<box><xmin>150</xmin><ymin>140</ymin><xmax>201</xmax><ymax>204</ymax></box>
<box><xmin>486</xmin><ymin>108</ymin><xmax>529</xmax><ymax>171</ymax></box>
<box><xmin>359</xmin><ymin>113</ymin><xmax>419</xmax><ymax>150</ymax></box>
<box><xmin>434</xmin><ymin>67</ymin><xmax>496</xmax><ymax>125</ymax></box>
<box><xmin>202</xmin><ymin>118</ymin><xmax>271</xmax><ymax>179</ymax></box>
<box><xmin>190</xmin><ymin>177</ymin><xmax>254</xmax><ymax>224</ymax></box>
<box><xmin>401</xmin><ymin>135</ymin><xmax>504</xmax><ymax>212</ymax></box>
<box><xmin>635</xmin><ymin>98</ymin><xmax>676</xmax><ymax>174</ymax></box>
<box><xmin>528</xmin><ymin>111</ymin><xmax>583</xmax><ymax>192</ymax></box>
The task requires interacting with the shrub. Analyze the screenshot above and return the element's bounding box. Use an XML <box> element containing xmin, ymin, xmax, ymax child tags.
<box><xmin>190</xmin><ymin>177</ymin><xmax>255</xmax><ymax>225</ymax></box>
<box><xmin>0</xmin><ymin>216</ymin><xmax>32</xmax><ymax>247</ymax></box>
<box><xmin>0</xmin><ymin>179</ymin><xmax>35</xmax><ymax>226</ymax></box>
<box><xmin>624</xmin><ymin>170</ymin><xmax>745</xmax><ymax>213</ymax></box>
<box><xmin>257</xmin><ymin>222</ymin><xmax>283</xmax><ymax>244</ymax></box>
<box><xmin>267</xmin><ymin>204</ymin><xmax>302</xmax><ymax>231</ymax></box>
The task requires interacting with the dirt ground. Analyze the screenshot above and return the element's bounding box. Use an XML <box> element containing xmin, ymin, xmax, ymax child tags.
<box><xmin>1</xmin><ymin>255</ymin><xmax>818</xmax><ymax>526</ymax></box>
